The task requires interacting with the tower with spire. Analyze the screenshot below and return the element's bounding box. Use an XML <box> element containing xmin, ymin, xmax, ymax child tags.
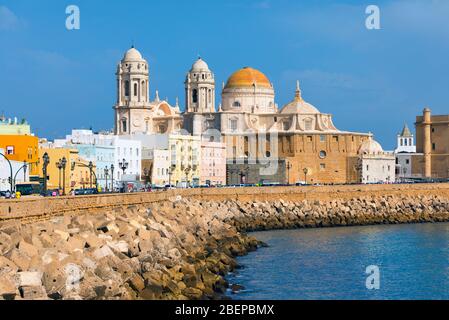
<box><xmin>395</xmin><ymin>123</ymin><xmax>416</xmax><ymax>153</ymax></box>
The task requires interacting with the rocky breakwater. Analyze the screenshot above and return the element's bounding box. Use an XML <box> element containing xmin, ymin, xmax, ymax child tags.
<box><xmin>0</xmin><ymin>197</ymin><xmax>260</xmax><ymax>300</ymax></box>
<box><xmin>1</xmin><ymin>193</ymin><xmax>449</xmax><ymax>300</ymax></box>
<box><xmin>225</xmin><ymin>194</ymin><xmax>449</xmax><ymax>231</ymax></box>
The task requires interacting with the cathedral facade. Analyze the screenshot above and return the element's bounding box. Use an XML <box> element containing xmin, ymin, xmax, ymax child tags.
<box><xmin>183</xmin><ymin>61</ymin><xmax>373</xmax><ymax>184</ymax></box>
<box><xmin>114</xmin><ymin>47</ymin><xmax>382</xmax><ymax>185</ymax></box>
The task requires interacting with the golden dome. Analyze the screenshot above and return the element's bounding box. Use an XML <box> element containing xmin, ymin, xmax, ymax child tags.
<box><xmin>225</xmin><ymin>67</ymin><xmax>272</xmax><ymax>89</ymax></box>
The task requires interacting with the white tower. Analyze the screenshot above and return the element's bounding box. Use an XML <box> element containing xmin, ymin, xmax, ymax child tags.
<box><xmin>395</xmin><ymin>124</ymin><xmax>416</xmax><ymax>153</ymax></box>
<box><xmin>114</xmin><ymin>46</ymin><xmax>150</xmax><ymax>135</ymax></box>
<box><xmin>185</xmin><ymin>58</ymin><xmax>215</xmax><ymax>113</ymax></box>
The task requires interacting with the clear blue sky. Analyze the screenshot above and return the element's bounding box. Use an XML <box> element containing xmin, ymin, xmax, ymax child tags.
<box><xmin>1</xmin><ymin>0</ymin><xmax>448</xmax><ymax>149</ymax></box>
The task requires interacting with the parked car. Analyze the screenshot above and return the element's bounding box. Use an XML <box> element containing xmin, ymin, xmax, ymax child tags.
<box><xmin>74</xmin><ymin>188</ymin><xmax>99</xmax><ymax>196</ymax></box>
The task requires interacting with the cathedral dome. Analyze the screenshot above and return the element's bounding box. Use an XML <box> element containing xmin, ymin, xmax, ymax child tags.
<box><xmin>122</xmin><ymin>47</ymin><xmax>144</xmax><ymax>62</ymax></box>
<box><xmin>358</xmin><ymin>136</ymin><xmax>384</xmax><ymax>154</ymax></box>
<box><xmin>281</xmin><ymin>81</ymin><xmax>320</xmax><ymax>114</ymax></box>
<box><xmin>225</xmin><ymin>67</ymin><xmax>272</xmax><ymax>89</ymax></box>
<box><xmin>191</xmin><ymin>58</ymin><xmax>210</xmax><ymax>72</ymax></box>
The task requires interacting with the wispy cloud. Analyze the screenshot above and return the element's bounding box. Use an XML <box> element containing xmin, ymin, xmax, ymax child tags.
<box><xmin>0</xmin><ymin>6</ymin><xmax>25</xmax><ymax>30</ymax></box>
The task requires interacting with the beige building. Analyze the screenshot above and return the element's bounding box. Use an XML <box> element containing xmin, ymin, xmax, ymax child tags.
<box><xmin>114</xmin><ymin>47</ymin><xmax>183</xmax><ymax>135</ymax></box>
<box><xmin>413</xmin><ymin>108</ymin><xmax>449</xmax><ymax>179</ymax></box>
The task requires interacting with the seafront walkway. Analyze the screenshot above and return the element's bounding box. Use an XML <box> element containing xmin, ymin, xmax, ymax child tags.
<box><xmin>1</xmin><ymin>183</ymin><xmax>449</xmax><ymax>222</ymax></box>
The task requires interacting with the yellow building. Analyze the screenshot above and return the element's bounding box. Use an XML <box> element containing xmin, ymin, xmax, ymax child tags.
<box><xmin>0</xmin><ymin>135</ymin><xmax>39</xmax><ymax>176</ymax></box>
<box><xmin>38</xmin><ymin>148</ymin><xmax>96</xmax><ymax>193</ymax></box>
<box><xmin>168</xmin><ymin>134</ymin><xmax>201</xmax><ymax>186</ymax></box>
<box><xmin>71</xmin><ymin>153</ymin><xmax>96</xmax><ymax>190</ymax></box>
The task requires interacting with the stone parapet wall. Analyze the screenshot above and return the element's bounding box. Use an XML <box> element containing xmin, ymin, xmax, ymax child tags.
<box><xmin>1</xmin><ymin>183</ymin><xmax>449</xmax><ymax>221</ymax></box>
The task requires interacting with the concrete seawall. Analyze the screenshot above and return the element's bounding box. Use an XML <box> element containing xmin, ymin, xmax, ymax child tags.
<box><xmin>2</xmin><ymin>183</ymin><xmax>449</xmax><ymax>221</ymax></box>
<box><xmin>1</xmin><ymin>183</ymin><xmax>449</xmax><ymax>300</ymax></box>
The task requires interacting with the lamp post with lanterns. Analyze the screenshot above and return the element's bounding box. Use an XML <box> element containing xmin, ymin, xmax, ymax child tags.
<box><xmin>42</xmin><ymin>152</ymin><xmax>50</xmax><ymax>196</ymax></box>
<box><xmin>88</xmin><ymin>161</ymin><xmax>94</xmax><ymax>188</ymax></box>
<box><xmin>61</xmin><ymin>157</ymin><xmax>67</xmax><ymax>195</ymax></box>
<box><xmin>56</xmin><ymin>160</ymin><xmax>63</xmax><ymax>190</ymax></box>
<box><xmin>118</xmin><ymin>159</ymin><xmax>128</xmax><ymax>193</ymax></box>
<box><xmin>303</xmin><ymin>167</ymin><xmax>309</xmax><ymax>185</ymax></box>
<box><xmin>110</xmin><ymin>164</ymin><xmax>115</xmax><ymax>192</ymax></box>
<box><xmin>119</xmin><ymin>159</ymin><xmax>128</xmax><ymax>175</ymax></box>
<box><xmin>104</xmin><ymin>167</ymin><xmax>109</xmax><ymax>192</ymax></box>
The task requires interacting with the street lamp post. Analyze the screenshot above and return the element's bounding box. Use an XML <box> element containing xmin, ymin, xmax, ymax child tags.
<box><xmin>61</xmin><ymin>157</ymin><xmax>67</xmax><ymax>195</ymax></box>
<box><xmin>118</xmin><ymin>159</ymin><xmax>129</xmax><ymax>193</ymax></box>
<box><xmin>303</xmin><ymin>167</ymin><xmax>309</xmax><ymax>185</ymax></box>
<box><xmin>110</xmin><ymin>164</ymin><xmax>115</xmax><ymax>192</ymax></box>
<box><xmin>104</xmin><ymin>167</ymin><xmax>109</xmax><ymax>192</ymax></box>
<box><xmin>286</xmin><ymin>162</ymin><xmax>292</xmax><ymax>185</ymax></box>
<box><xmin>88</xmin><ymin>161</ymin><xmax>94</xmax><ymax>188</ymax></box>
<box><xmin>23</xmin><ymin>160</ymin><xmax>27</xmax><ymax>182</ymax></box>
<box><xmin>56</xmin><ymin>160</ymin><xmax>62</xmax><ymax>191</ymax></box>
<box><xmin>42</xmin><ymin>152</ymin><xmax>50</xmax><ymax>196</ymax></box>
<box><xmin>119</xmin><ymin>158</ymin><xmax>128</xmax><ymax>175</ymax></box>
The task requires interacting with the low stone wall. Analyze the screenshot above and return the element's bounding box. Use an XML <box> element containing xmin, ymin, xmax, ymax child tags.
<box><xmin>1</xmin><ymin>184</ymin><xmax>449</xmax><ymax>300</ymax></box>
<box><xmin>2</xmin><ymin>183</ymin><xmax>449</xmax><ymax>221</ymax></box>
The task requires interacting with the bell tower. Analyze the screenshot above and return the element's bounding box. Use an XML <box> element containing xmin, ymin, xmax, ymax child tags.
<box><xmin>114</xmin><ymin>46</ymin><xmax>150</xmax><ymax>135</ymax></box>
<box><xmin>185</xmin><ymin>57</ymin><xmax>215</xmax><ymax>113</ymax></box>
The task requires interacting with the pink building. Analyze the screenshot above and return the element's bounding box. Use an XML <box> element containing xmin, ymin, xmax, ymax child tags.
<box><xmin>200</xmin><ymin>141</ymin><xmax>226</xmax><ymax>186</ymax></box>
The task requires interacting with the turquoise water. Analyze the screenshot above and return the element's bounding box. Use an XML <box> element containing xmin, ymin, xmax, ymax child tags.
<box><xmin>227</xmin><ymin>223</ymin><xmax>449</xmax><ymax>300</ymax></box>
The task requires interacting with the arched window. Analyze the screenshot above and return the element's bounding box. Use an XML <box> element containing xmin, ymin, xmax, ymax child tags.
<box><xmin>233</xmin><ymin>101</ymin><xmax>241</xmax><ymax>108</ymax></box>
<box><xmin>124</xmin><ymin>80</ymin><xmax>130</xmax><ymax>97</ymax></box>
<box><xmin>192</xmin><ymin>89</ymin><xmax>198</xmax><ymax>103</ymax></box>
<box><xmin>208</xmin><ymin>89</ymin><xmax>211</xmax><ymax>102</ymax></box>
<box><xmin>134</xmin><ymin>83</ymin><xmax>138</xmax><ymax>96</ymax></box>
<box><xmin>122</xmin><ymin>119</ymin><xmax>127</xmax><ymax>133</ymax></box>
